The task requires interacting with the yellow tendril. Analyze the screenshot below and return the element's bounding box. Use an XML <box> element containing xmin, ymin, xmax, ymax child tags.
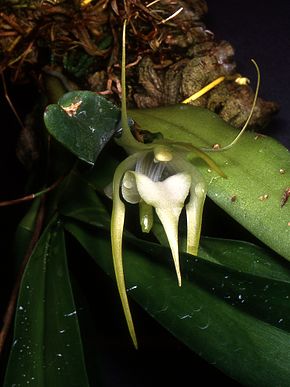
<box><xmin>182</xmin><ymin>76</ymin><xmax>225</xmax><ymax>104</ymax></box>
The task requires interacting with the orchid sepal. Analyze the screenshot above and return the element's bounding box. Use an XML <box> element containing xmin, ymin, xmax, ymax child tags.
<box><xmin>111</xmin><ymin>153</ymin><xmax>140</xmax><ymax>349</ymax></box>
<box><xmin>186</xmin><ymin>181</ymin><xmax>207</xmax><ymax>255</ymax></box>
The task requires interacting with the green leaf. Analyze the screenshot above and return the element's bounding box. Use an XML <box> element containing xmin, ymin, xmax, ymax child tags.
<box><xmin>44</xmin><ymin>91</ymin><xmax>120</xmax><ymax>165</ymax></box>
<box><xmin>129</xmin><ymin>105</ymin><xmax>290</xmax><ymax>261</ymax></box>
<box><xmin>65</xmin><ymin>220</ymin><xmax>290</xmax><ymax>387</ymax></box>
<box><xmin>199</xmin><ymin>237</ymin><xmax>290</xmax><ymax>282</ymax></box>
<box><xmin>58</xmin><ymin>170</ymin><xmax>110</xmax><ymax>228</ymax></box>
<box><xmin>4</xmin><ymin>218</ymin><xmax>89</xmax><ymax>387</ymax></box>
<box><xmin>13</xmin><ymin>198</ymin><xmax>41</xmax><ymax>273</ymax></box>
<box><xmin>153</xmin><ymin>220</ymin><xmax>290</xmax><ymax>282</ymax></box>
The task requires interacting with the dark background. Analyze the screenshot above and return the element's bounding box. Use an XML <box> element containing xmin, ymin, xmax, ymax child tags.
<box><xmin>1</xmin><ymin>1</ymin><xmax>290</xmax><ymax>386</ymax></box>
<box><xmin>206</xmin><ymin>0</ymin><xmax>290</xmax><ymax>149</ymax></box>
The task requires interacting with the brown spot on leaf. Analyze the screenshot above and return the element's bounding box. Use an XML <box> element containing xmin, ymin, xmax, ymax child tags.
<box><xmin>281</xmin><ymin>188</ymin><xmax>290</xmax><ymax>207</ymax></box>
<box><xmin>230</xmin><ymin>195</ymin><xmax>237</xmax><ymax>202</ymax></box>
<box><xmin>62</xmin><ymin>100</ymin><xmax>82</xmax><ymax>117</ymax></box>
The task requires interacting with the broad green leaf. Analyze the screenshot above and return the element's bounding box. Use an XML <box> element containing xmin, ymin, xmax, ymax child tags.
<box><xmin>44</xmin><ymin>91</ymin><xmax>120</xmax><ymax>164</ymax></box>
<box><xmin>4</xmin><ymin>218</ymin><xmax>89</xmax><ymax>387</ymax></box>
<box><xmin>153</xmin><ymin>221</ymin><xmax>290</xmax><ymax>283</ymax></box>
<box><xmin>13</xmin><ymin>198</ymin><xmax>41</xmax><ymax>273</ymax></box>
<box><xmin>129</xmin><ymin>105</ymin><xmax>290</xmax><ymax>261</ymax></box>
<box><xmin>199</xmin><ymin>237</ymin><xmax>290</xmax><ymax>282</ymax></box>
<box><xmin>65</xmin><ymin>220</ymin><xmax>290</xmax><ymax>387</ymax></box>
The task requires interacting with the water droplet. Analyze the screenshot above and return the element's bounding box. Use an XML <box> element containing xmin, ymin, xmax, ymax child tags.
<box><xmin>64</xmin><ymin>311</ymin><xmax>77</xmax><ymax>317</ymax></box>
<box><xmin>89</xmin><ymin>125</ymin><xmax>96</xmax><ymax>133</ymax></box>
<box><xmin>77</xmin><ymin>110</ymin><xmax>87</xmax><ymax>118</ymax></box>
<box><xmin>198</xmin><ymin>320</ymin><xmax>210</xmax><ymax>330</ymax></box>
<box><xmin>126</xmin><ymin>285</ymin><xmax>137</xmax><ymax>292</ymax></box>
<box><xmin>264</xmin><ymin>284</ymin><xmax>270</xmax><ymax>291</ymax></box>
<box><xmin>179</xmin><ymin>314</ymin><xmax>192</xmax><ymax>320</ymax></box>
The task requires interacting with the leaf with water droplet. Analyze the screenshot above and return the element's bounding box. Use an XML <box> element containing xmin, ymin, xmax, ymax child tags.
<box><xmin>65</xmin><ymin>219</ymin><xmax>290</xmax><ymax>387</ymax></box>
<box><xmin>4</xmin><ymin>217</ymin><xmax>89</xmax><ymax>386</ymax></box>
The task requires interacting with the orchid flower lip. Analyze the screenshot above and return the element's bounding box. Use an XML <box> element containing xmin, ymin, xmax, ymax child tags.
<box><xmin>122</xmin><ymin>163</ymin><xmax>192</xmax><ymax>288</ymax></box>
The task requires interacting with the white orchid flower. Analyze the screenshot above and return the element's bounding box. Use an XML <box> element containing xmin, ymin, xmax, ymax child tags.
<box><xmin>109</xmin><ymin>143</ymin><xmax>208</xmax><ymax>348</ymax></box>
<box><xmin>107</xmin><ymin>20</ymin><xmax>226</xmax><ymax>348</ymax></box>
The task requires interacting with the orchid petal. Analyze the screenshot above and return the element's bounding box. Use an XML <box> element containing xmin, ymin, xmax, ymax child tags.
<box><xmin>111</xmin><ymin>154</ymin><xmax>140</xmax><ymax>349</ymax></box>
<box><xmin>170</xmin><ymin>152</ymin><xmax>207</xmax><ymax>256</ymax></box>
<box><xmin>134</xmin><ymin>172</ymin><xmax>191</xmax><ymax>286</ymax></box>
<box><xmin>122</xmin><ymin>171</ymin><xmax>140</xmax><ymax>204</ymax></box>
<box><xmin>186</xmin><ymin>181</ymin><xmax>207</xmax><ymax>255</ymax></box>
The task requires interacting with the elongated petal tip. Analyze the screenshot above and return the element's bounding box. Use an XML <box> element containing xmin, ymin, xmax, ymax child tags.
<box><xmin>110</xmin><ymin>154</ymin><xmax>141</xmax><ymax>349</ymax></box>
<box><xmin>156</xmin><ymin>207</ymin><xmax>183</xmax><ymax>287</ymax></box>
<box><xmin>134</xmin><ymin>172</ymin><xmax>191</xmax><ymax>286</ymax></box>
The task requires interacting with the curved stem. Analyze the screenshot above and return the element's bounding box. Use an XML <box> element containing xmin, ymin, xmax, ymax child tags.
<box><xmin>116</xmin><ymin>20</ymin><xmax>151</xmax><ymax>153</ymax></box>
<box><xmin>201</xmin><ymin>59</ymin><xmax>260</xmax><ymax>152</ymax></box>
<box><xmin>0</xmin><ymin>177</ymin><xmax>63</xmax><ymax>207</ymax></box>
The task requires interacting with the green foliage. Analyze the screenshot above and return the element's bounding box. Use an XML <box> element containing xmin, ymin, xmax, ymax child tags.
<box><xmin>4</xmin><ymin>91</ymin><xmax>290</xmax><ymax>386</ymax></box>
<box><xmin>65</xmin><ymin>219</ymin><xmax>290</xmax><ymax>387</ymax></box>
<box><xmin>4</xmin><ymin>218</ymin><xmax>89</xmax><ymax>387</ymax></box>
<box><xmin>130</xmin><ymin>105</ymin><xmax>290</xmax><ymax>260</ymax></box>
<box><xmin>63</xmin><ymin>50</ymin><xmax>96</xmax><ymax>79</ymax></box>
<box><xmin>44</xmin><ymin>91</ymin><xmax>119</xmax><ymax>164</ymax></box>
